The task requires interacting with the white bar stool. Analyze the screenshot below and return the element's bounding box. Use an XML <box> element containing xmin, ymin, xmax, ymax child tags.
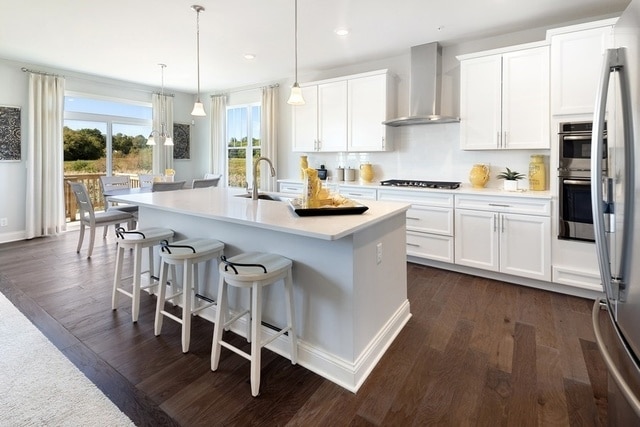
<box><xmin>112</xmin><ymin>227</ymin><xmax>175</xmax><ymax>322</ymax></box>
<box><xmin>155</xmin><ymin>238</ymin><xmax>225</xmax><ymax>353</ymax></box>
<box><xmin>211</xmin><ymin>252</ymin><xmax>297</xmax><ymax>397</ymax></box>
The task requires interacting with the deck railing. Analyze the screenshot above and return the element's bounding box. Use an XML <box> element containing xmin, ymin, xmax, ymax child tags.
<box><xmin>64</xmin><ymin>173</ymin><xmax>140</xmax><ymax>222</ymax></box>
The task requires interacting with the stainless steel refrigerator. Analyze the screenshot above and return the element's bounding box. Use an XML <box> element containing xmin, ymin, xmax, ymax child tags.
<box><xmin>592</xmin><ymin>0</ymin><xmax>640</xmax><ymax>424</ymax></box>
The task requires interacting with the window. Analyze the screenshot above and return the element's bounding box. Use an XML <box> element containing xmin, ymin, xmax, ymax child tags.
<box><xmin>226</xmin><ymin>103</ymin><xmax>261</xmax><ymax>188</ymax></box>
<box><xmin>63</xmin><ymin>94</ymin><xmax>153</xmax><ymax>178</ymax></box>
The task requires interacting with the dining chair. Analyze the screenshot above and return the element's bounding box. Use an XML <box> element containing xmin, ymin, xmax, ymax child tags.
<box><xmin>99</xmin><ymin>176</ymin><xmax>139</xmax><ymax>223</ymax></box>
<box><xmin>151</xmin><ymin>181</ymin><xmax>186</xmax><ymax>192</ymax></box>
<box><xmin>191</xmin><ymin>177</ymin><xmax>220</xmax><ymax>189</ymax></box>
<box><xmin>69</xmin><ymin>182</ymin><xmax>135</xmax><ymax>258</ymax></box>
<box><xmin>138</xmin><ymin>174</ymin><xmax>162</xmax><ymax>188</ymax></box>
<box><xmin>203</xmin><ymin>173</ymin><xmax>221</xmax><ymax>180</ymax></box>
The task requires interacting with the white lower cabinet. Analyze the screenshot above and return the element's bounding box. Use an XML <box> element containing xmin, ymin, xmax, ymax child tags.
<box><xmin>454</xmin><ymin>195</ymin><xmax>551</xmax><ymax>281</ymax></box>
<box><xmin>378</xmin><ymin>190</ymin><xmax>454</xmax><ymax>263</ymax></box>
<box><xmin>339</xmin><ymin>185</ymin><xmax>377</xmax><ymax>201</ymax></box>
<box><xmin>278</xmin><ymin>181</ymin><xmax>304</xmax><ymax>195</ymax></box>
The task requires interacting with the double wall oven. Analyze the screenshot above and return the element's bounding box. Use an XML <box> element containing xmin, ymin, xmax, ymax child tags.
<box><xmin>558</xmin><ymin>121</ymin><xmax>607</xmax><ymax>242</ymax></box>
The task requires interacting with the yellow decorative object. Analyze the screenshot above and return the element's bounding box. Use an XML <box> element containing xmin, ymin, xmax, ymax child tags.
<box><xmin>469</xmin><ymin>164</ymin><xmax>490</xmax><ymax>188</ymax></box>
<box><xmin>360</xmin><ymin>163</ymin><xmax>374</xmax><ymax>183</ymax></box>
<box><xmin>529</xmin><ymin>155</ymin><xmax>546</xmax><ymax>191</ymax></box>
<box><xmin>299</xmin><ymin>155</ymin><xmax>308</xmax><ymax>180</ymax></box>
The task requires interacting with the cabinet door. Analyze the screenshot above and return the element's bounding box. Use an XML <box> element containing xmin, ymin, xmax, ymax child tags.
<box><xmin>550</xmin><ymin>26</ymin><xmax>613</xmax><ymax>115</ymax></box>
<box><xmin>502</xmin><ymin>46</ymin><xmax>550</xmax><ymax>149</ymax></box>
<box><xmin>460</xmin><ymin>55</ymin><xmax>502</xmax><ymax>150</ymax></box>
<box><xmin>317</xmin><ymin>81</ymin><xmax>347</xmax><ymax>152</ymax></box>
<box><xmin>500</xmin><ymin>213</ymin><xmax>551</xmax><ymax>281</ymax></box>
<box><xmin>292</xmin><ymin>85</ymin><xmax>318</xmax><ymax>152</ymax></box>
<box><xmin>348</xmin><ymin>73</ymin><xmax>387</xmax><ymax>152</ymax></box>
<box><xmin>454</xmin><ymin>209</ymin><xmax>499</xmax><ymax>271</ymax></box>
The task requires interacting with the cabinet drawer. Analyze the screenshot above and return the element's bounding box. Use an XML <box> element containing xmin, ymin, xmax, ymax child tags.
<box><xmin>406</xmin><ymin>206</ymin><xmax>453</xmax><ymax>236</ymax></box>
<box><xmin>407</xmin><ymin>231</ymin><xmax>454</xmax><ymax>263</ymax></box>
<box><xmin>377</xmin><ymin>189</ymin><xmax>454</xmax><ymax>207</ymax></box>
<box><xmin>278</xmin><ymin>182</ymin><xmax>303</xmax><ymax>194</ymax></box>
<box><xmin>339</xmin><ymin>186</ymin><xmax>377</xmax><ymax>200</ymax></box>
<box><xmin>455</xmin><ymin>194</ymin><xmax>551</xmax><ymax>216</ymax></box>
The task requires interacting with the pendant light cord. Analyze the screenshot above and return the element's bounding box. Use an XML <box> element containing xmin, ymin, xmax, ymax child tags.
<box><xmin>195</xmin><ymin>7</ymin><xmax>202</xmax><ymax>102</ymax></box>
<box><xmin>294</xmin><ymin>0</ymin><xmax>298</xmax><ymax>83</ymax></box>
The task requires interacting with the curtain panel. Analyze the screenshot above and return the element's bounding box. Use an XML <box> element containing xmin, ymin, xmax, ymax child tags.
<box><xmin>210</xmin><ymin>95</ymin><xmax>227</xmax><ymax>178</ymax></box>
<box><xmin>151</xmin><ymin>93</ymin><xmax>174</xmax><ymax>174</ymax></box>
<box><xmin>260</xmin><ymin>86</ymin><xmax>278</xmax><ymax>192</ymax></box>
<box><xmin>25</xmin><ymin>73</ymin><xmax>66</xmax><ymax>239</ymax></box>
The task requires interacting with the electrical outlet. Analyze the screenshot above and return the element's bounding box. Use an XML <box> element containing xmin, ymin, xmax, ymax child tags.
<box><xmin>376</xmin><ymin>242</ymin><xmax>383</xmax><ymax>264</ymax></box>
<box><xmin>0</xmin><ymin>218</ymin><xmax>7</xmax><ymax>227</ymax></box>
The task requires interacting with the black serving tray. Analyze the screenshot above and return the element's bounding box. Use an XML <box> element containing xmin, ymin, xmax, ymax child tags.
<box><xmin>288</xmin><ymin>198</ymin><xmax>369</xmax><ymax>216</ymax></box>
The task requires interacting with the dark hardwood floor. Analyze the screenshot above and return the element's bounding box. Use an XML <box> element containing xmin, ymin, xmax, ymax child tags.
<box><xmin>0</xmin><ymin>230</ymin><xmax>607</xmax><ymax>426</ymax></box>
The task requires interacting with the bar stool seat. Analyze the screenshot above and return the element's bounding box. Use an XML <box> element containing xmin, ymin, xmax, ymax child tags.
<box><xmin>211</xmin><ymin>252</ymin><xmax>297</xmax><ymax>397</ymax></box>
<box><xmin>155</xmin><ymin>238</ymin><xmax>225</xmax><ymax>353</ymax></box>
<box><xmin>112</xmin><ymin>227</ymin><xmax>175</xmax><ymax>322</ymax></box>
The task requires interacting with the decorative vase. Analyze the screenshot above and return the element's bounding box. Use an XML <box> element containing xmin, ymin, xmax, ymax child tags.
<box><xmin>528</xmin><ymin>154</ymin><xmax>546</xmax><ymax>191</ymax></box>
<box><xmin>299</xmin><ymin>155</ymin><xmax>308</xmax><ymax>180</ymax></box>
<box><xmin>360</xmin><ymin>163</ymin><xmax>374</xmax><ymax>183</ymax></box>
<box><xmin>469</xmin><ymin>164</ymin><xmax>490</xmax><ymax>188</ymax></box>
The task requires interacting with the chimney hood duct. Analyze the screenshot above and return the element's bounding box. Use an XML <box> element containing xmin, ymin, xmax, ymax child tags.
<box><xmin>383</xmin><ymin>42</ymin><xmax>459</xmax><ymax>126</ymax></box>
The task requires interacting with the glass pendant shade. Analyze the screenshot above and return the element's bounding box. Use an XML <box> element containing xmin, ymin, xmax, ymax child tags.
<box><xmin>146</xmin><ymin>135</ymin><xmax>156</xmax><ymax>145</ymax></box>
<box><xmin>164</xmin><ymin>136</ymin><xmax>174</xmax><ymax>146</ymax></box>
<box><xmin>191</xmin><ymin>100</ymin><xmax>206</xmax><ymax>116</ymax></box>
<box><xmin>287</xmin><ymin>83</ymin><xmax>305</xmax><ymax>105</ymax></box>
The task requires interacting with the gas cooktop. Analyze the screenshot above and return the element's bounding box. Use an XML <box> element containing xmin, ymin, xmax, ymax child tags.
<box><xmin>380</xmin><ymin>180</ymin><xmax>461</xmax><ymax>189</ymax></box>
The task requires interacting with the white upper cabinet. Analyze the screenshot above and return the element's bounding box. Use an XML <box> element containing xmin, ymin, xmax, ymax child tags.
<box><xmin>549</xmin><ymin>20</ymin><xmax>615</xmax><ymax>116</ymax></box>
<box><xmin>292</xmin><ymin>70</ymin><xmax>393</xmax><ymax>152</ymax></box>
<box><xmin>348</xmin><ymin>72</ymin><xmax>392</xmax><ymax>152</ymax></box>
<box><xmin>459</xmin><ymin>44</ymin><xmax>550</xmax><ymax>150</ymax></box>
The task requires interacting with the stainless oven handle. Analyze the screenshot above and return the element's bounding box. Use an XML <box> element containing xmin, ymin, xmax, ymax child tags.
<box><xmin>562</xmin><ymin>179</ymin><xmax>590</xmax><ymax>186</ymax></box>
<box><xmin>562</xmin><ymin>135</ymin><xmax>593</xmax><ymax>140</ymax></box>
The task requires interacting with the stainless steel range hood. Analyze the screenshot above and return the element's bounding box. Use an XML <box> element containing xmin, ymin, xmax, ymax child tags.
<box><xmin>383</xmin><ymin>42</ymin><xmax>459</xmax><ymax>127</ymax></box>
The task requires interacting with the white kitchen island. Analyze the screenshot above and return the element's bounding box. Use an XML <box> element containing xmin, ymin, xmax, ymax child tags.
<box><xmin>110</xmin><ymin>187</ymin><xmax>411</xmax><ymax>392</ymax></box>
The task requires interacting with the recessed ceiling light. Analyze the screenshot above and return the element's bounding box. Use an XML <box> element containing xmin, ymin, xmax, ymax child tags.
<box><xmin>244</xmin><ymin>53</ymin><xmax>256</xmax><ymax>60</ymax></box>
<box><xmin>334</xmin><ymin>28</ymin><xmax>349</xmax><ymax>36</ymax></box>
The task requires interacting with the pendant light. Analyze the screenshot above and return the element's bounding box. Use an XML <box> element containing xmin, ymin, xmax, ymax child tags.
<box><xmin>190</xmin><ymin>5</ymin><xmax>206</xmax><ymax>116</ymax></box>
<box><xmin>287</xmin><ymin>0</ymin><xmax>305</xmax><ymax>105</ymax></box>
<box><xmin>147</xmin><ymin>63</ymin><xmax>174</xmax><ymax>146</ymax></box>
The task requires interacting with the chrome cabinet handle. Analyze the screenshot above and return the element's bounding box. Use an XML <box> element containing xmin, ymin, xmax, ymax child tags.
<box><xmin>406</xmin><ymin>216</ymin><xmax>420</xmax><ymax>221</ymax></box>
<box><xmin>493</xmin><ymin>213</ymin><xmax>497</xmax><ymax>232</ymax></box>
<box><xmin>562</xmin><ymin>179</ymin><xmax>591</xmax><ymax>186</ymax></box>
<box><xmin>501</xmin><ymin>215</ymin><xmax>505</xmax><ymax>233</ymax></box>
<box><xmin>503</xmin><ymin>131</ymin><xmax>508</xmax><ymax>148</ymax></box>
<box><xmin>497</xmin><ymin>132</ymin><xmax>500</xmax><ymax>148</ymax></box>
<box><xmin>489</xmin><ymin>203</ymin><xmax>511</xmax><ymax>208</ymax></box>
<box><xmin>406</xmin><ymin>243</ymin><xmax>420</xmax><ymax>247</ymax></box>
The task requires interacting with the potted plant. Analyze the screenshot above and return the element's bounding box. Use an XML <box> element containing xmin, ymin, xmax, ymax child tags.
<box><xmin>497</xmin><ymin>167</ymin><xmax>525</xmax><ymax>191</ymax></box>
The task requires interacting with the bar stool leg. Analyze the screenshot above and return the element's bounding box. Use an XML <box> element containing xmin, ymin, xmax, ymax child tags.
<box><xmin>112</xmin><ymin>245</ymin><xmax>125</xmax><ymax>310</ymax></box>
<box><xmin>154</xmin><ymin>259</ymin><xmax>170</xmax><ymax>336</ymax></box>
<box><xmin>284</xmin><ymin>270</ymin><xmax>298</xmax><ymax>364</ymax></box>
<box><xmin>211</xmin><ymin>274</ymin><xmax>228</xmax><ymax>371</ymax></box>
<box><xmin>131</xmin><ymin>244</ymin><xmax>143</xmax><ymax>322</ymax></box>
<box><xmin>250</xmin><ymin>282</ymin><xmax>262</xmax><ymax>397</ymax></box>
<box><xmin>182</xmin><ymin>259</ymin><xmax>193</xmax><ymax>353</ymax></box>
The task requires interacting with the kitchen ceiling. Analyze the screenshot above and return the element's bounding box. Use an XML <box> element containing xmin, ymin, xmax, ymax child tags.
<box><xmin>0</xmin><ymin>0</ymin><xmax>629</xmax><ymax>94</ymax></box>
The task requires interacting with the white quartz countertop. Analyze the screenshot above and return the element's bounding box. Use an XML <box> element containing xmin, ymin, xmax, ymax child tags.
<box><xmin>110</xmin><ymin>187</ymin><xmax>410</xmax><ymax>241</ymax></box>
<box><xmin>278</xmin><ymin>179</ymin><xmax>552</xmax><ymax>199</ymax></box>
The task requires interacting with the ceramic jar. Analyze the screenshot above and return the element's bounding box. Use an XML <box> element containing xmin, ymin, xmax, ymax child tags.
<box><xmin>469</xmin><ymin>164</ymin><xmax>490</xmax><ymax>188</ymax></box>
<box><xmin>360</xmin><ymin>163</ymin><xmax>374</xmax><ymax>183</ymax></box>
<box><xmin>528</xmin><ymin>155</ymin><xmax>546</xmax><ymax>191</ymax></box>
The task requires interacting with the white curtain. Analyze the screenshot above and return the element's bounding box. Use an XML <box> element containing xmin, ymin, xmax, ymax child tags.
<box><xmin>260</xmin><ymin>86</ymin><xmax>278</xmax><ymax>191</ymax></box>
<box><xmin>25</xmin><ymin>73</ymin><xmax>66</xmax><ymax>239</ymax></box>
<box><xmin>210</xmin><ymin>95</ymin><xmax>227</xmax><ymax>178</ymax></box>
<box><xmin>151</xmin><ymin>93</ymin><xmax>174</xmax><ymax>174</ymax></box>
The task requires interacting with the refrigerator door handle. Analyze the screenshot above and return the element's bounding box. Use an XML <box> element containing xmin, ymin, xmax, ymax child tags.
<box><xmin>592</xmin><ymin>48</ymin><xmax>616</xmax><ymax>300</ymax></box>
<box><xmin>592</xmin><ymin>47</ymin><xmax>636</xmax><ymax>302</ymax></box>
<box><xmin>592</xmin><ymin>299</ymin><xmax>640</xmax><ymax>418</ymax></box>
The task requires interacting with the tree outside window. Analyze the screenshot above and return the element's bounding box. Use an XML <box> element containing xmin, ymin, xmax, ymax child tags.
<box><xmin>227</xmin><ymin>103</ymin><xmax>261</xmax><ymax>188</ymax></box>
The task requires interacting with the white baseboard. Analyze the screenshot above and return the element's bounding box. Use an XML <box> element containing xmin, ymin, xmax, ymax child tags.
<box><xmin>0</xmin><ymin>230</ymin><xmax>27</xmax><ymax>244</ymax></box>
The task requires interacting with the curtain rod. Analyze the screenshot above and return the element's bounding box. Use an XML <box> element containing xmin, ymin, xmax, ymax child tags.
<box><xmin>21</xmin><ymin>67</ymin><xmax>63</xmax><ymax>78</ymax></box>
<box><xmin>211</xmin><ymin>83</ymin><xmax>279</xmax><ymax>98</ymax></box>
<box><xmin>153</xmin><ymin>91</ymin><xmax>175</xmax><ymax>98</ymax></box>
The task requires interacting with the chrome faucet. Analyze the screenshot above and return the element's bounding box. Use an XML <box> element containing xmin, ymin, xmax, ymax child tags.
<box><xmin>252</xmin><ymin>157</ymin><xmax>276</xmax><ymax>200</ymax></box>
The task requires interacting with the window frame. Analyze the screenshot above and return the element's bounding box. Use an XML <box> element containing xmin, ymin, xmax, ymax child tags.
<box><xmin>225</xmin><ymin>102</ymin><xmax>261</xmax><ymax>188</ymax></box>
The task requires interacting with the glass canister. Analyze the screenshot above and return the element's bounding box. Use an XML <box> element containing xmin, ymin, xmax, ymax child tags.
<box><xmin>469</xmin><ymin>164</ymin><xmax>490</xmax><ymax>188</ymax></box>
<box><xmin>529</xmin><ymin>155</ymin><xmax>546</xmax><ymax>191</ymax></box>
<box><xmin>299</xmin><ymin>155</ymin><xmax>308</xmax><ymax>180</ymax></box>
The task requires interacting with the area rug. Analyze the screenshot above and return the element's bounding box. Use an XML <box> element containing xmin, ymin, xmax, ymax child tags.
<box><xmin>0</xmin><ymin>290</ymin><xmax>134</xmax><ymax>426</ymax></box>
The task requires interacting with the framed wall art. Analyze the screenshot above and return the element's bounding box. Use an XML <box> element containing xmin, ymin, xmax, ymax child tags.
<box><xmin>173</xmin><ymin>122</ymin><xmax>190</xmax><ymax>160</ymax></box>
<box><xmin>0</xmin><ymin>105</ymin><xmax>21</xmax><ymax>161</ymax></box>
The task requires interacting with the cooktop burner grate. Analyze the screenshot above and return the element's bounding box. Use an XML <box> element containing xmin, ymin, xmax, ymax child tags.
<box><xmin>380</xmin><ymin>180</ymin><xmax>461</xmax><ymax>189</ymax></box>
